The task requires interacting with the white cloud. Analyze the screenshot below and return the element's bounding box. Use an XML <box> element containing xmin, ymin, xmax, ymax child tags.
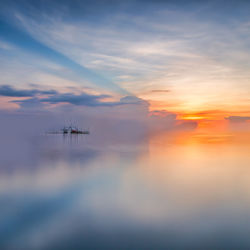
<box><xmin>3</xmin><ymin>2</ymin><xmax>250</xmax><ymax>111</ymax></box>
<box><xmin>0</xmin><ymin>40</ymin><xmax>14</xmax><ymax>50</ymax></box>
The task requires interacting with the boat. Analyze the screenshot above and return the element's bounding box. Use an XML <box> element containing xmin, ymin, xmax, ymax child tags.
<box><xmin>61</xmin><ymin>126</ymin><xmax>89</xmax><ymax>134</ymax></box>
<box><xmin>63</xmin><ymin>127</ymin><xmax>68</xmax><ymax>134</ymax></box>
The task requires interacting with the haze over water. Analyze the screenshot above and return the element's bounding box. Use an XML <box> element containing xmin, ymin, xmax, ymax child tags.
<box><xmin>1</xmin><ymin>0</ymin><xmax>250</xmax><ymax>249</ymax></box>
<box><xmin>1</xmin><ymin>127</ymin><xmax>250</xmax><ymax>249</ymax></box>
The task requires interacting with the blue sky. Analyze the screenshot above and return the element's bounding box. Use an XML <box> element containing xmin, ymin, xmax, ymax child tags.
<box><xmin>0</xmin><ymin>0</ymin><xmax>250</xmax><ymax>116</ymax></box>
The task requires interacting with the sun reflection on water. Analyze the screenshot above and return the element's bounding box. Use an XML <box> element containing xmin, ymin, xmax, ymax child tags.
<box><xmin>1</xmin><ymin>131</ymin><xmax>250</xmax><ymax>249</ymax></box>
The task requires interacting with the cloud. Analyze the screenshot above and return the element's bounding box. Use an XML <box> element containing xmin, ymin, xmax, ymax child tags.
<box><xmin>225</xmin><ymin>115</ymin><xmax>250</xmax><ymax>132</ymax></box>
<box><xmin>2</xmin><ymin>84</ymin><xmax>146</xmax><ymax>108</ymax></box>
<box><xmin>225</xmin><ymin>116</ymin><xmax>250</xmax><ymax>123</ymax></box>
<box><xmin>151</xmin><ymin>90</ymin><xmax>170</xmax><ymax>93</ymax></box>
<box><xmin>0</xmin><ymin>84</ymin><xmax>197</xmax><ymax>134</ymax></box>
<box><xmin>1</xmin><ymin>0</ymin><xmax>250</xmax><ymax>112</ymax></box>
<box><xmin>0</xmin><ymin>40</ymin><xmax>14</xmax><ymax>50</ymax></box>
<box><xmin>150</xmin><ymin>110</ymin><xmax>175</xmax><ymax>118</ymax></box>
<box><xmin>40</xmin><ymin>93</ymin><xmax>111</xmax><ymax>106</ymax></box>
<box><xmin>8</xmin><ymin>0</ymin><xmax>250</xmax><ymax>111</ymax></box>
<box><xmin>40</xmin><ymin>93</ymin><xmax>148</xmax><ymax>107</ymax></box>
<box><xmin>0</xmin><ymin>85</ymin><xmax>57</xmax><ymax>97</ymax></box>
<box><xmin>0</xmin><ymin>17</ymin><xmax>129</xmax><ymax>95</ymax></box>
<box><xmin>119</xmin><ymin>96</ymin><xmax>148</xmax><ymax>105</ymax></box>
<box><xmin>0</xmin><ymin>84</ymin><xmax>197</xmax><ymax>135</ymax></box>
<box><xmin>148</xmin><ymin>110</ymin><xmax>197</xmax><ymax>132</ymax></box>
<box><xmin>14</xmin><ymin>97</ymin><xmax>46</xmax><ymax>110</ymax></box>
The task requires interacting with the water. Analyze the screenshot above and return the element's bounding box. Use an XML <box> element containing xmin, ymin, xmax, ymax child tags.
<box><xmin>1</xmin><ymin>130</ymin><xmax>250</xmax><ymax>249</ymax></box>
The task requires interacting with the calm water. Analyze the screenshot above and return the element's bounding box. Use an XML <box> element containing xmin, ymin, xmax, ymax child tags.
<box><xmin>1</xmin><ymin>131</ymin><xmax>250</xmax><ymax>249</ymax></box>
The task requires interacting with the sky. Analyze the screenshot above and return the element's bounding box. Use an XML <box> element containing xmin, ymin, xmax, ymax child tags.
<box><xmin>0</xmin><ymin>0</ymin><xmax>250</xmax><ymax>131</ymax></box>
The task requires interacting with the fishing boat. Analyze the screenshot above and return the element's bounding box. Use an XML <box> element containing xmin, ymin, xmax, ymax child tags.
<box><xmin>61</xmin><ymin>126</ymin><xmax>89</xmax><ymax>134</ymax></box>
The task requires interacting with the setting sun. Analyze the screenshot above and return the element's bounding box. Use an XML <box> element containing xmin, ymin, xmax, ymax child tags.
<box><xmin>1</xmin><ymin>0</ymin><xmax>250</xmax><ymax>249</ymax></box>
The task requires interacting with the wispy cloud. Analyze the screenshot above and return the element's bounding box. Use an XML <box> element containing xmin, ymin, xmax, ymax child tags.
<box><xmin>0</xmin><ymin>85</ymin><xmax>57</xmax><ymax>97</ymax></box>
<box><xmin>0</xmin><ymin>40</ymin><xmax>14</xmax><ymax>50</ymax></box>
<box><xmin>9</xmin><ymin>1</ymin><xmax>250</xmax><ymax>111</ymax></box>
<box><xmin>40</xmin><ymin>93</ymin><xmax>114</xmax><ymax>107</ymax></box>
<box><xmin>225</xmin><ymin>116</ymin><xmax>250</xmax><ymax>123</ymax></box>
<box><xmin>0</xmin><ymin>16</ymin><xmax>129</xmax><ymax>95</ymax></box>
<box><xmin>1</xmin><ymin>0</ymin><xmax>250</xmax><ymax>113</ymax></box>
<box><xmin>151</xmin><ymin>90</ymin><xmax>170</xmax><ymax>93</ymax></box>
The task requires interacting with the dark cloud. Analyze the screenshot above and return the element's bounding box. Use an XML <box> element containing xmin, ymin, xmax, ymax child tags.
<box><xmin>40</xmin><ymin>93</ymin><xmax>112</xmax><ymax>107</ymax></box>
<box><xmin>14</xmin><ymin>97</ymin><xmax>46</xmax><ymax>110</ymax></box>
<box><xmin>3</xmin><ymin>85</ymin><xmax>147</xmax><ymax>108</ymax></box>
<box><xmin>225</xmin><ymin>116</ymin><xmax>250</xmax><ymax>123</ymax></box>
<box><xmin>0</xmin><ymin>85</ymin><xmax>57</xmax><ymax>97</ymax></box>
<box><xmin>120</xmin><ymin>96</ymin><xmax>149</xmax><ymax>106</ymax></box>
<box><xmin>40</xmin><ymin>93</ymin><xmax>147</xmax><ymax>107</ymax></box>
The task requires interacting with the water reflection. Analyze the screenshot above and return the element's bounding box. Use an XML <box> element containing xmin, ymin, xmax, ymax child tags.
<box><xmin>1</xmin><ymin>131</ymin><xmax>250</xmax><ymax>249</ymax></box>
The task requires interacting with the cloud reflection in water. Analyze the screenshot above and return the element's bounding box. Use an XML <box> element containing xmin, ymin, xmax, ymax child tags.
<box><xmin>1</xmin><ymin>128</ymin><xmax>250</xmax><ymax>249</ymax></box>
